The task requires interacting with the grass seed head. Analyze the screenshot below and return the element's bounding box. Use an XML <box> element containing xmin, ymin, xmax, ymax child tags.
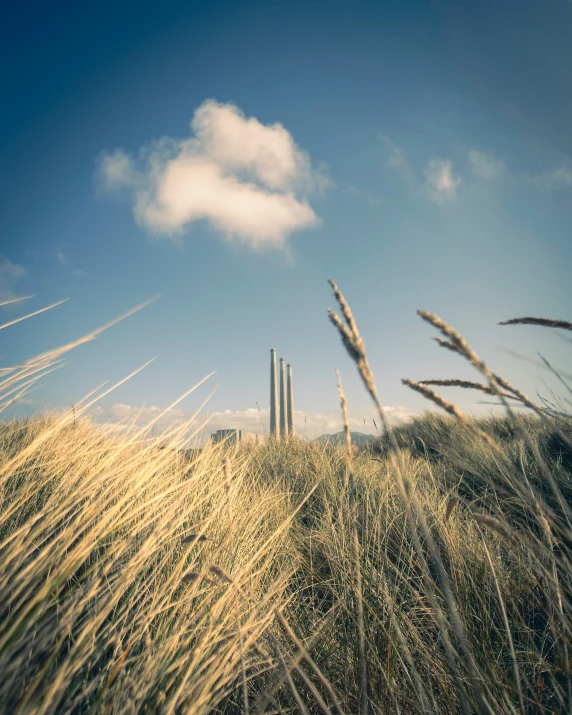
<box><xmin>182</xmin><ymin>533</ymin><xmax>208</xmax><ymax>544</ymax></box>
<box><xmin>402</xmin><ymin>379</ymin><xmax>471</xmax><ymax>425</ymax></box>
<box><xmin>446</xmin><ymin>497</ymin><xmax>460</xmax><ymax>522</ymax></box>
<box><xmin>210</xmin><ymin>565</ymin><xmax>234</xmax><ymax>583</ymax></box>
<box><xmin>499</xmin><ymin>316</ymin><xmax>572</xmax><ymax>331</ymax></box>
<box><xmin>181</xmin><ymin>571</ymin><xmax>201</xmax><ymax>583</ymax></box>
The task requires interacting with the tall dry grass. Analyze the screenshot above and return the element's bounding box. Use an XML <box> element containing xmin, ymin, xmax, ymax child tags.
<box><xmin>0</xmin><ymin>290</ymin><xmax>570</xmax><ymax>713</ymax></box>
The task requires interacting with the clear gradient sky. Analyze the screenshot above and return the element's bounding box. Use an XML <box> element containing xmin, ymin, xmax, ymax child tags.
<box><xmin>2</xmin><ymin>0</ymin><xmax>571</xmax><ymax>437</ymax></box>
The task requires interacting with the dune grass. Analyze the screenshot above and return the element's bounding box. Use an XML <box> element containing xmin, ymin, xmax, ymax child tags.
<box><xmin>0</xmin><ymin>288</ymin><xmax>571</xmax><ymax>713</ymax></box>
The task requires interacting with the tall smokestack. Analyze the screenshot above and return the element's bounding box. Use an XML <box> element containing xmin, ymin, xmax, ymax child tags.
<box><xmin>279</xmin><ymin>357</ymin><xmax>288</xmax><ymax>440</ymax></box>
<box><xmin>270</xmin><ymin>349</ymin><xmax>278</xmax><ymax>440</ymax></box>
<box><xmin>287</xmin><ymin>364</ymin><xmax>295</xmax><ymax>438</ymax></box>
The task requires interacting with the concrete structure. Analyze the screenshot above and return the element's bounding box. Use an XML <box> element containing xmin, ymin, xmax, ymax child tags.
<box><xmin>279</xmin><ymin>357</ymin><xmax>288</xmax><ymax>440</ymax></box>
<box><xmin>212</xmin><ymin>346</ymin><xmax>297</xmax><ymax>445</ymax></box>
<box><xmin>287</xmin><ymin>363</ymin><xmax>295</xmax><ymax>438</ymax></box>
<box><xmin>270</xmin><ymin>349</ymin><xmax>278</xmax><ymax>440</ymax></box>
<box><xmin>211</xmin><ymin>429</ymin><xmax>243</xmax><ymax>444</ymax></box>
<box><xmin>211</xmin><ymin>429</ymin><xmax>261</xmax><ymax>445</ymax></box>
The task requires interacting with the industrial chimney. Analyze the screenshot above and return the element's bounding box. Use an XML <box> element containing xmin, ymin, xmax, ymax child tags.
<box><xmin>270</xmin><ymin>349</ymin><xmax>278</xmax><ymax>440</ymax></box>
<box><xmin>287</xmin><ymin>364</ymin><xmax>295</xmax><ymax>438</ymax></box>
<box><xmin>279</xmin><ymin>357</ymin><xmax>289</xmax><ymax>440</ymax></box>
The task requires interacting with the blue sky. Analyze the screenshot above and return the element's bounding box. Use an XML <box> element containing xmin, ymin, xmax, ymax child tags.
<box><xmin>2</xmin><ymin>0</ymin><xmax>571</xmax><ymax>437</ymax></box>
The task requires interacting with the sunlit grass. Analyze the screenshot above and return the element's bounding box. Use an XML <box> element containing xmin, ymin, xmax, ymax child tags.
<box><xmin>0</xmin><ymin>290</ymin><xmax>570</xmax><ymax>713</ymax></box>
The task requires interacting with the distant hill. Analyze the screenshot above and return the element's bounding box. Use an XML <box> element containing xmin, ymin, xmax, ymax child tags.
<box><xmin>316</xmin><ymin>431</ymin><xmax>376</xmax><ymax>446</ymax></box>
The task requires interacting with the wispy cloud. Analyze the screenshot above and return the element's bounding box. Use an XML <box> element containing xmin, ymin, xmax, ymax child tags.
<box><xmin>532</xmin><ymin>165</ymin><xmax>572</xmax><ymax>190</ymax></box>
<box><xmin>382</xmin><ymin>137</ymin><xmax>461</xmax><ymax>204</ymax></box>
<box><xmin>467</xmin><ymin>150</ymin><xmax>505</xmax><ymax>181</ymax></box>
<box><xmin>344</xmin><ymin>183</ymin><xmax>382</xmax><ymax>207</ymax></box>
<box><xmin>91</xmin><ymin>402</ymin><xmax>414</xmax><ymax>443</ymax></box>
<box><xmin>381</xmin><ymin>136</ymin><xmax>415</xmax><ymax>185</ymax></box>
<box><xmin>466</xmin><ymin>148</ymin><xmax>572</xmax><ymax>194</ymax></box>
<box><xmin>384</xmin><ymin>136</ymin><xmax>572</xmax><ymax>204</ymax></box>
<box><xmin>0</xmin><ymin>255</ymin><xmax>27</xmax><ymax>305</ymax></box>
<box><xmin>424</xmin><ymin>159</ymin><xmax>461</xmax><ymax>204</ymax></box>
<box><xmin>96</xmin><ymin>100</ymin><xmax>328</xmax><ymax>250</ymax></box>
<box><xmin>98</xmin><ymin>150</ymin><xmax>136</xmax><ymax>191</ymax></box>
<box><xmin>55</xmin><ymin>249</ymin><xmax>86</xmax><ymax>278</ymax></box>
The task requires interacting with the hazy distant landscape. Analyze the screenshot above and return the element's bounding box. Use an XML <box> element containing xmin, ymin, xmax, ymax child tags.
<box><xmin>316</xmin><ymin>431</ymin><xmax>376</xmax><ymax>445</ymax></box>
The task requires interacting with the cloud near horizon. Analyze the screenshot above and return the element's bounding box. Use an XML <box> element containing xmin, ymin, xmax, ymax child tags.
<box><xmin>90</xmin><ymin>402</ymin><xmax>415</xmax><ymax>444</ymax></box>
<box><xmin>96</xmin><ymin>100</ymin><xmax>326</xmax><ymax>249</ymax></box>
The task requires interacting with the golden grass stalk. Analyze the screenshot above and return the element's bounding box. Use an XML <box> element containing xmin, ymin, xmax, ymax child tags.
<box><xmin>420</xmin><ymin>310</ymin><xmax>562</xmax><ymax>421</ymax></box>
<box><xmin>181</xmin><ymin>572</ymin><xmax>202</xmax><ymax>583</ymax></box>
<box><xmin>402</xmin><ymin>379</ymin><xmax>471</xmax><ymax>425</ymax></box>
<box><xmin>0</xmin><ymin>294</ymin><xmax>36</xmax><ymax>308</ymax></box>
<box><xmin>476</xmin><ymin>525</ymin><xmax>526</xmax><ymax>714</ymax></box>
<box><xmin>328</xmin><ymin>280</ymin><xmax>383</xmax><ymax>426</ymax></box>
<box><xmin>433</xmin><ymin>337</ymin><xmax>463</xmax><ymax>355</ymax></box>
<box><xmin>21</xmin><ymin>296</ymin><xmax>160</xmax><ymax>369</ymax></box>
<box><xmin>225</xmin><ymin>455</ymin><xmax>250</xmax><ymax>715</ymax></box>
<box><xmin>0</xmin><ymin>407</ymin><xmax>297</xmax><ymax>714</ymax></box>
<box><xmin>182</xmin><ymin>534</ymin><xmax>208</xmax><ymax>544</ymax></box>
<box><xmin>418</xmin><ymin>378</ymin><xmax>515</xmax><ymax>399</ymax></box>
<box><xmin>0</xmin><ymin>299</ymin><xmax>68</xmax><ymax>332</ymax></box>
<box><xmin>270</xmin><ymin>634</ymin><xmax>311</xmax><ymax>715</ymax></box>
<box><xmin>253</xmin><ymin>605</ymin><xmax>340</xmax><ymax>714</ymax></box>
<box><xmin>416</xmin><ymin>309</ymin><xmax>572</xmax><ymax>535</ymax></box>
<box><xmin>328</xmin><ymin>280</ymin><xmax>487</xmax><ymax>715</ymax></box>
<box><xmin>275</xmin><ymin>609</ymin><xmax>347</xmax><ymax>715</ymax></box>
<box><xmin>336</xmin><ymin>371</ymin><xmax>368</xmax><ymax>715</ymax></box>
<box><xmin>0</xmin><ymin>359</ymin><xmax>157</xmax><ymax>487</ymax></box>
<box><xmin>472</xmin><ymin>514</ymin><xmax>519</xmax><ymax>547</ymax></box>
<box><xmin>210</xmin><ymin>565</ymin><xmax>235</xmax><ymax>584</ymax></box>
<box><xmin>499</xmin><ymin>317</ymin><xmax>572</xmax><ymax>331</ymax></box>
<box><xmin>445</xmin><ymin>496</ymin><xmax>460</xmax><ymax>522</ymax></box>
<box><xmin>292</xmin><ymin>663</ymin><xmax>336</xmax><ymax>715</ymax></box>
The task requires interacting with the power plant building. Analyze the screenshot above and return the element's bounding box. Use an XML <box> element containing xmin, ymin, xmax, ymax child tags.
<box><xmin>211</xmin><ymin>429</ymin><xmax>259</xmax><ymax>445</ymax></box>
<box><xmin>270</xmin><ymin>349</ymin><xmax>279</xmax><ymax>439</ymax></box>
<box><xmin>211</xmin><ymin>348</ymin><xmax>295</xmax><ymax>444</ymax></box>
<box><xmin>270</xmin><ymin>349</ymin><xmax>295</xmax><ymax>441</ymax></box>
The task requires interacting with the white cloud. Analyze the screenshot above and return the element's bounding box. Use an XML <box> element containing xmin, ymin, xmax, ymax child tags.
<box><xmin>96</xmin><ymin>100</ymin><xmax>326</xmax><ymax>250</ymax></box>
<box><xmin>91</xmin><ymin>403</ymin><xmax>415</xmax><ymax>444</ymax></box>
<box><xmin>533</xmin><ymin>166</ymin><xmax>572</xmax><ymax>189</ymax></box>
<box><xmin>467</xmin><ymin>150</ymin><xmax>505</xmax><ymax>181</ymax></box>
<box><xmin>424</xmin><ymin>159</ymin><xmax>461</xmax><ymax>204</ymax></box>
<box><xmin>56</xmin><ymin>250</ymin><xmax>67</xmax><ymax>266</ymax></box>
<box><xmin>294</xmin><ymin>405</ymin><xmax>414</xmax><ymax>439</ymax></box>
<box><xmin>0</xmin><ymin>255</ymin><xmax>27</xmax><ymax>305</ymax></box>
